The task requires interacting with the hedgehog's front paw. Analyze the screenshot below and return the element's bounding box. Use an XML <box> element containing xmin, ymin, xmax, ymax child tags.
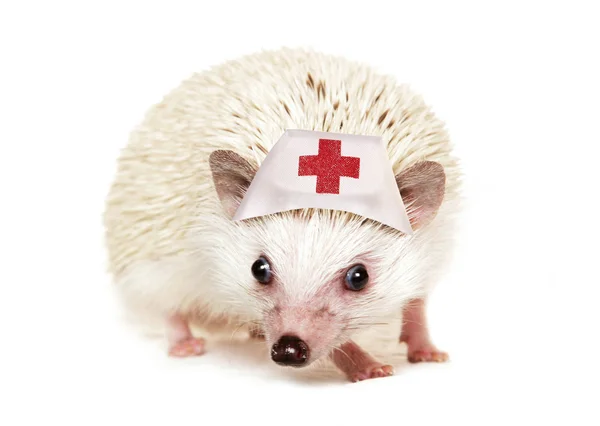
<box><xmin>168</xmin><ymin>337</ymin><xmax>206</xmax><ymax>357</ymax></box>
<box><xmin>349</xmin><ymin>363</ymin><xmax>394</xmax><ymax>382</ymax></box>
<box><xmin>166</xmin><ymin>314</ymin><xmax>206</xmax><ymax>357</ymax></box>
<box><xmin>400</xmin><ymin>298</ymin><xmax>449</xmax><ymax>364</ymax></box>
<box><xmin>407</xmin><ymin>346</ymin><xmax>448</xmax><ymax>363</ymax></box>
<box><xmin>331</xmin><ymin>341</ymin><xmax>395</xmax><ymax>383</ymax></box>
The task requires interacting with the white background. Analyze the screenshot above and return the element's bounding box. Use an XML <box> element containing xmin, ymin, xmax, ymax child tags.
<box><xmin>1</xmin><ymin>1</ymin><xmax>599</xmax><ymax>425</ymax></box>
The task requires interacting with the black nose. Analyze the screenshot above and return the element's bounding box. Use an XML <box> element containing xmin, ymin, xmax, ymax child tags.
<box><xmin>271</xmin><ymin>335</ymin><xmax>309</xmax><ymax>366</ymax></box>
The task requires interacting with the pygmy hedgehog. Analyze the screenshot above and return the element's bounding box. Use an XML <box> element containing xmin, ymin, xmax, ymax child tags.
<box><xmin>104</xmin><ymin>48</ymin><xmax>461</xmax><ymax>382</ymax></box>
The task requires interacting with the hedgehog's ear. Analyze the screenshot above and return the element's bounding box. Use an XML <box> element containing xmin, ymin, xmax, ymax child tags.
<box><xmin>209</xmin><ymin>150</ymin><xmax>257</xmax><ymax>219</ymax></box>
<box><xmin>395</xmin><ymin>161</ymin><xmax>446</xmax><ymax>230</ymax></box>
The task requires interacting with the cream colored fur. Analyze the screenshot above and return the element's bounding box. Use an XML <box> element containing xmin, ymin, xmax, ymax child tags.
<box><xmin>103</xmin><ymin>48</ymin><xmax>461</xmax><ymax>358</ymax></box>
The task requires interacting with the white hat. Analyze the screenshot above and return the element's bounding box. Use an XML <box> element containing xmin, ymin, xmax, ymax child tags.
<box><xmin>233</xmin><ymin>129</ymin><xmax>413</xmax><ymax>234</ymax></box>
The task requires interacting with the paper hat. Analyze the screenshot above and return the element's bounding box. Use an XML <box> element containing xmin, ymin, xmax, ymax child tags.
<box><xmin>233</xmin><ymin>129</ymin><xmax>413</xmax><ymax>234</ymax></box>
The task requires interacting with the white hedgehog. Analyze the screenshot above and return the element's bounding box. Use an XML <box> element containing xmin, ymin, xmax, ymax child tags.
<box><xmin>104</xmin><ymin>48</ymin><xmax>461</xmax><ymax>382</ymax></box>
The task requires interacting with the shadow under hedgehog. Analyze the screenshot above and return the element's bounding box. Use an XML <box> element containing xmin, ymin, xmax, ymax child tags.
<box><xmin>104</xmin><ymin>48</ymin><xmax>462</xmax><ymax>382</ymax></box>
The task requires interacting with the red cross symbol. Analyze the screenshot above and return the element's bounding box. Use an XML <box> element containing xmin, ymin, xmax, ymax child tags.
<box><xmin>298</xmin><ymin>139</ymin><xmax>361</xmax><ymax>194</ymax></box>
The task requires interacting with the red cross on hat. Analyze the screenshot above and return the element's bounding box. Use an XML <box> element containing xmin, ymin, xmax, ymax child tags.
<box><xmin>298</xmin><ymin>138</ymin><xmax>361</xmax><ymax>194</ymax></box>
<box><xmin>233</xmin><ymin>129</ymin><xmax>413</xmax><ymax>234</ymax></box>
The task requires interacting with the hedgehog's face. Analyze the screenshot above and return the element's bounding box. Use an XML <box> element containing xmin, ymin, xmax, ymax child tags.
<box><xmin>245</xmin><ymin>213</ymin><xmax>399</xmax><ymax>367</ymax></box>
<box><xmin>209</xmin><ymin>150</ymin><xmax>445</xmax><ymax>368</ymax></box>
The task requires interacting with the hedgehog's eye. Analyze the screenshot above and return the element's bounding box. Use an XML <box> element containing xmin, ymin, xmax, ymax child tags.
<box><xmin>345</xmin><ymin>264</ymin><xmax>369</xmax><ymax>291</ymax></box>
<box><xmin>252</xmin><ymin>257</ymin><xmax>272</xmax><ymax>284</ymax></box>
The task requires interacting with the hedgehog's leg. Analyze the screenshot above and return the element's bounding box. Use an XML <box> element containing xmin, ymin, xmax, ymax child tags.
<box><xmin>331</xmin><ymin>341</ymin><xmax>394</xmax><ymax>382</ymax></box>
<box><xmin>166</xmin><ymin>314</ymin><xmax>206</xmax><ymax>357</ymax></box>
<box><xmin>400</xmin><ymin>298</ymin><xmax>448</xmax><ymax>363</ymax></box>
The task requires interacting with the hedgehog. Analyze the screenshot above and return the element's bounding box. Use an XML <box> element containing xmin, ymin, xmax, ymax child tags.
<box><xmin>103</xmin><ymin>47</ymin><xmax>461</xmax><ymax>382</ymax></box>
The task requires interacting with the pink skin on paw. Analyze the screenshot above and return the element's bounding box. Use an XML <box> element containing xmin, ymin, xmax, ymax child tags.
<box><xmin>350</xmin><ymin>364</ymin><xmax>395</xmax><ymax>382</ymax></box>
<box><xmin>400</xmin><ymin>298</ymin><xmax>449</xmax><ymax>363</ymax></box>
<box><xmin>331</xmin><ymin>341</ymin><xmax>394</xmax><ymax>383</ymax></box>
<box><xmin>169</xmin><ymin>337</ymin><xmax>206</xmax><ymax>357</ymax></box>
<box><xmin>406</xmin><ymin>349</ymin><xmax>448</xmax><ymax>363</ymax></box>
<box><xmin>166</xmin><ymin>314</ymin><xmax>206</xmax><ymax>358</ymax></box>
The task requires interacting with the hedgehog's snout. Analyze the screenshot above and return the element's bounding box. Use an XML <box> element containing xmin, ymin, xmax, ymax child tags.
<box><xmin>270</xmin><ymin>335</ymin><xmax>310</xmax><ymax>367</ymax></box>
